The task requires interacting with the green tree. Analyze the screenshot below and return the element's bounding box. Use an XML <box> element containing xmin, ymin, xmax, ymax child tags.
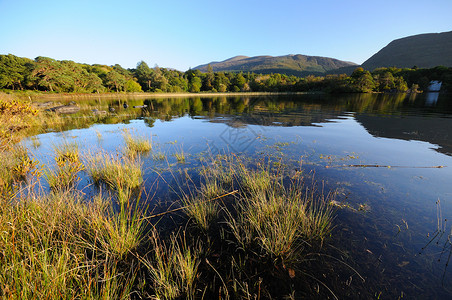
<box><xmin>189</xmin><ymin>76</ymin><xmax>202</xmax><ymax>93</ymax></box>
<box><xmin>0</xmin><ymin>54</ymin><xmax>31</xmax><ymax>90</ymax></box>
<box><xmin>351</xmin><ymin>67</ymin><xmax>375</xmax><ymax>92</ymax></box>
<box><xmin>125</xmin><ymin>79</ymin><xmax>143</xmax><ymax>92</ymax></box>
<box><xmin>105</xmin><ymin>70</ymin><xmax>126</xmax><ymax>92</ymax></box>
<box><xmin>135</xmin><ymin>61</ymin><xmax>153</xmax><ymax>91</ymax></box>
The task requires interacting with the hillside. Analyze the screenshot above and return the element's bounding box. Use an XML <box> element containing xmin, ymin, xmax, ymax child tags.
<box><xmin>362</xmin><ymin>31</ymin><xmax>452</xmax><ymax>70</ymax></box>
<box><xmin>194</xmin><ymin>54</ymin><xmax>357</xmax><ymax>76</ymax></box>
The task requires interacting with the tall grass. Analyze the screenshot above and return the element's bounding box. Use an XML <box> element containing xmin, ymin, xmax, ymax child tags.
<box><xmin>123</xmin><ymin>131</ymin><xmax>152</xmax><ymax>158</ymax></box>
<box><xmin>229</xmin><ymin>160</ymin><xmax>334</xmax><ymax>263</ymax></box>
<box><xmin>141</xmin><ymin>230</ymin><xmax>200</xmax><ymax>299</ymax></box>
<box><xmin>85</xmin><ymin>151</ymin><xmax>143</xmax><ymax>204</ymax></box>
<box><xmin>45</xmin><ymin>142</ymin><xmax>84</xmax><ymax>191</ymax></box>
<box><xmin>0</xmin><ymin>190</ymin><xmax>138</xmax><ymax>299</ymax></box>
<box><xmin>0</xmin><ymin>93</ymin><xmax>339</xmax><ymax>298</ymax></box>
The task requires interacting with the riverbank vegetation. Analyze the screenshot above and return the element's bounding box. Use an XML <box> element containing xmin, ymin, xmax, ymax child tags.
<box><xmin>1</xmin><ymin>54</ymin><xmax>452</xmax><ymax>95</ymax></box>
<box><xmin>0</xmin><ymin>93</ymin><xmax>342</xmax><ymax>298</ymax></box>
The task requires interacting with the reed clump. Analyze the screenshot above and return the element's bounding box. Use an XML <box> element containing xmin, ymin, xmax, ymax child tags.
<box><xmin>45</xmin><ymin>142</ymin><xmax>84</xmax><ymax>191</ymax></box>
<box><xmin>141</xmin><ymin>230</ymin><xmax>200</xmax><ymax>299</ymax></box>
<box><xmin>123</xmin><ymin>131</ymin><xmax>152</xmax><ymax>158</ymax></box>
<box><xmin>85</xmin><ymin>151</ymin><xmax>143</xmax><ymax>203</ymax></box>
<box><xmin>0</xmin><ymin>145</ymin><xmax>39</xmax><ymax>200</ymax></box>
<box><xmin>0</xmin><ymin>190</ymin><xmax>138</xmax><ymax>299</ymax></box>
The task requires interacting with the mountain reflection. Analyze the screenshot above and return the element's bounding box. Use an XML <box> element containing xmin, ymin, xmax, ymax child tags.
<box><xmin>137</xmin><ymin>93</ymin><xmax>452</xmax><ymax>156</ymax></box>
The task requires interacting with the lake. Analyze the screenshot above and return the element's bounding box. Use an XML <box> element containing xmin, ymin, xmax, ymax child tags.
<box><xmin>25</xmin><ymin>92</ymin><xmax>452</xmax><ymax>298</ymax></box>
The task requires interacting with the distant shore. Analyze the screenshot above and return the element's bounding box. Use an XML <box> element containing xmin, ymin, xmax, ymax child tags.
<box><xmin>12</xmin><ymin>91</ymin><xmax>317</xmax><ymax>101</ymax></box>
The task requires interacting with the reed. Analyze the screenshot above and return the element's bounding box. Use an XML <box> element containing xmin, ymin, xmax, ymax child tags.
<box><xmin>174</xmin><ymin>150</ymin><xmax>186</xmax><ymax>163</ymax></box>
<box><xmin>0</xmin><ymin>190</ymin><xmax>137</xmax><ymax>299</ymax></box>
<box><xmin>45</xmin><ymin>141</ymin><xmax>84</xmax><ymax>191</ymax></box>
<box><xmin>123</xmin><ymin>131</ymin><xmax>152</xmax><ymax>158</ymax></box>
<box><xmin>228</xmin><ymin>164</ymin><xmax>334</xmax><ymax>263</ymax></box>
<box><xmin>141</xmin><ymin>230</ymin><xmax>200</xmax><ymax>299</ymax></box>
<box><xmin>85</xmin><ymin>151</ymin><xmax>143</xmax><ymax>203</ymax></box>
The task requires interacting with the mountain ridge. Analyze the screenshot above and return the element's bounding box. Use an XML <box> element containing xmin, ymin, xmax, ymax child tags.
<box><xmin>362</xmin><ymin>31</ymin><xmax>452</xmax><ymax>70</ymax></box>
<box><xmin>194</xmin><ymin>54</ymin><xmax>357</xmax><ymax>77</ymax></box>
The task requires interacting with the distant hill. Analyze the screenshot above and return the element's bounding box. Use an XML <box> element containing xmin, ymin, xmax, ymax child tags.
<box><xmin>194</xmin><ymin>54</ymin><xmax>357</xmax><ymax>76</ymax></box>
<box><xmin>362</xmin><ymin>31</ymin><xmax>452</xmax><ymax>70</ymax></box>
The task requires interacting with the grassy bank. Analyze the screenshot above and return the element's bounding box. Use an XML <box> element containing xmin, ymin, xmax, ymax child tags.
<box><xmin>0</xmin><ymin>93</ymin><xmax>338</xmax><ymax>299</ymax></box>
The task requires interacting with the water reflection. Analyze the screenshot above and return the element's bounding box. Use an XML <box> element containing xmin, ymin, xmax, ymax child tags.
<box><xmin>27</xmin><ymin>92</ymin><xmax>452</xmax><ymax>298</ymax></box>
<box><xmin>425</xmin><ymin>92</ymin><xmax>440</xmax><ymax>106</ymax></box>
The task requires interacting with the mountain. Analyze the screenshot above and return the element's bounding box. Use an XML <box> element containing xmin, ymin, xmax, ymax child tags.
<box><xmin>194</xmin><ymin>54</ymin><xmax>357</xmax><ymax>76</ymax></box>
<box><xmin>362</xmin><ymin>31</ymin><xmax>452</xmax><ymax>70</ymax></box>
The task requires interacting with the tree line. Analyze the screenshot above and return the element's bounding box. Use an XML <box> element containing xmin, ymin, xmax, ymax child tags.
<box><xmin>1</xmin><ymin>54</ymin><xmax>451</xmax><ymax>94</ymax></box>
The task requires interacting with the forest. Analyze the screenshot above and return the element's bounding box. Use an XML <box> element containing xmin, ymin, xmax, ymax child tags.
<box><xmin>1</xmin><ymin>54</ymin><xmax>451</xmax><ymax>94</ymax></box>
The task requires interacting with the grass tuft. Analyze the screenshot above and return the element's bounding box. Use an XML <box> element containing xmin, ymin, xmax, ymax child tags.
<box><xmin>85</xmin><ymin>151</ymin><xmax>143</xmax><ymax>203</ymax></box>
<box><xmin>46</xmin><ymin>142</ymin><xmax>84</xmax><ymax>191</ymax></box>
<box><xmin>141</xmin><ymin>230</ymin><xmax>200</xmax><ymax>299</ymax></box>
<box><xmin>123</xmin><ymin>131</ymin><xmax>152</xmax><ymax>158</ymax></box>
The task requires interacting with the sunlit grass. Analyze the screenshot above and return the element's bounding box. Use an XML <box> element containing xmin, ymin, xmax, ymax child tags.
<box><xmin>174</xmin><ymin>150</ymin><xmax>186</xmax><ymax>163</ymax></box>
<box><xmin>0</xmin><ymin>145</ymin><xmax>39</xmax><ymax>200</ymax></box>
<box><xmin>46</xmin><ymin>141</ymin><xmax>84</xmax><ymax>191</ymax></box>
<box><xmin>0</xmin><ymin>190</ymin><xmax>138</xmax><ymax>299</ymax></box>
<box><xmin>227</xmin><ymin>158</ymin><xmax>334</xmax><ymax>263</ymax></box>
<box><xmin>141</xmin><ymin>230</ymin><xmax>200</xmax><ymax>299</ymax></box>
<box><xmin>0</xmin><ymin>92</ymin><xmax>338</xmax><ymax>298</ymax></box>
<box><xmin>85</xmin><ymin>151</ymin><xmax>143</xmax><ymax>203</ymax></box>
<box><xmin>123</xmin><ymin>131</ymin><xmax>152</xmax><ymax>158</ymax></box>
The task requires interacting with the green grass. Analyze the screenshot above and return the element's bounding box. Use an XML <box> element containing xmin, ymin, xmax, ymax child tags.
<box><xmin>45</xmin><ymin>142</ymin><xmax>84</xmax><ymax>191</ymax></box>
<box><xmin>183</xmin><ymin>194</ymin><xmax>219</xmax><ymax>232</ymax></box>
<box><xmin>0</xmin><ymin>145</ymin><xmax>39</xmax><ymax>200</ymax></box>
<box><xmin>141</xmin><ymin>230</ymin><xmax>200</xmax><ymax>299</ymax></box>
<box><xmin>174</xmin><ymin>151</ymin><xmax>186</xmax><ymax>163</ymax></box>
<box><xmin>0</xmin><ymin>190</ymin><xmax>138</xmax><ymax>299</ymax></box>
<box><xmin>85</xmin><ymin>151</ymin><xmax>143</xmax><ymax>203</ymax></box>
<box><xmin>0</xmin><ymin>98</ymin><xmax>338</xmax><ymax>299</ymax></box>
<box><xmin>123</xmin><ymin>131</ymin><xmax>153</xmax><ymax>158</ymax></box>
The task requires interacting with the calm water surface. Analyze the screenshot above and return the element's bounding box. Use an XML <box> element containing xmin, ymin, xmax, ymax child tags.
<box><xmin>25</xmin><ymin>93</ymin><xmax>452</xmax><ymax>298</ymax></box>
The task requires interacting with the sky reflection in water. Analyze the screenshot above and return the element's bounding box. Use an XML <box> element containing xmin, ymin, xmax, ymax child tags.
<box><xmin>25</xmin><ymin>93</ymin><xmax>452</xmax><ymax>297</ymax></box>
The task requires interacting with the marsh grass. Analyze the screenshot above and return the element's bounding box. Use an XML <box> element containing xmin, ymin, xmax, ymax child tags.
<box><xmin>85</xmin><ymin>151</ymin><xmax>143</xmax><ymax>203</ymax></box>
<box><xmin>230</xmin><ymin>183</ymin><xmax>333</xmax><ymax>263</ymax></box>
<box><xmin>142</xmin><ymin>230</ymin><xmax>200</xmax><ymax>299</ymax></box>
<box><xmin>0</xmin><ymin>93</ymin><xmax>39</xmax><ymax>148</ymax></box>
<box><xmin>123</xmin><ymin>131</ymin><xmax>152</xmax><ymax>158</ymax></box>
<box><xmin>0</xmin><ymin>145</ymin><xmax>40</xmax><ymax>200</ymax></box>
<box><xmin>0</xmin><ymin>190</ymin><xmax>139</xmax><ymax>299</ymax></box>
<box><xmin>0</xmin><ymin>93</ymin><xmax>339</xmax><ymax>299</ymax></box>
<box><xmin>90</xmin><ymin>193</ymin><xmax>145</xmax><ymax>258</ymax></box>
<box><xmin>182</xmin><ymin>194</ymin><xmax>219</xmax><ymax>232</ymax></box>
<box><xmin>45</xmin><ymin>142</ymin><xmax>84</xmax><ymax>191</ymax></box>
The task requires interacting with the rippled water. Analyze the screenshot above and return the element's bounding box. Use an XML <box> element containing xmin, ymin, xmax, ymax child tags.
<box><xmin>25</xmin><ymin>93</ymin><xmax>452</xmax><ymax>298</ymax></box>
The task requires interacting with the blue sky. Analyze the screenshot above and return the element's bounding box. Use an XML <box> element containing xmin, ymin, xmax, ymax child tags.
<box><xmin>1</xmin><ymin>0</ymin><xmax>451</xmax><ymax>71</ymax></box>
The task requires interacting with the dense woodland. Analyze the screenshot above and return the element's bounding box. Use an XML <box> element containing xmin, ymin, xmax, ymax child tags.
<box><xmin>1</xmin><ymin>54</ymin><xmax>451</xmax><ymax>94</ymax></box>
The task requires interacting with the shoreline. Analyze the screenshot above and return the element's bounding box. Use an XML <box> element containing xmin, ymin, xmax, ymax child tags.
<box><xmin>11</xmin><ymin>91</ymin><xmax>320</xmax><ymax>101</ymax></box>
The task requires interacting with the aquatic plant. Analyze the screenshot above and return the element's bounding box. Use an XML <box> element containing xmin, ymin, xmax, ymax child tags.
<box><xmin>123</xmin><ymin>131</ymin><xmax>152</xmax><ymax>158</ymax></box>
<box><xmin>85</xmin><ymin>151</ymin><xmax>143</xmax><ymax>203</ymax></box>
<box><xmin>174</xmin><ymin>150</ymin><xmax>186</xmax><ymax>163</ymax></box>
<box><xmin>141</xmin><ymin>230</ymin><xmax>200</xmax><ymax>299</ymax></box>
<box><xmin>0</xmin><ymin>145</ymin><xmax>40</xmax><ymax>200</ymax></box>
<box><xmin>0</xmin><ymin>190</ymin><xmax>138</xmax><ymax>299</ymax></box>
<box><xmin>229</xmin><ymin>166</ymin><xmax>334</xmax><ymax>263</ymax></box>
<box><xmin>46</xmin><ymin>142</ymin><xmax>84</xmax><ymax>191</ymax></box>
<box><xmin>183</xmin><ymin>194</ymin><xmax>219</xmax><ymax>232</ymax></box>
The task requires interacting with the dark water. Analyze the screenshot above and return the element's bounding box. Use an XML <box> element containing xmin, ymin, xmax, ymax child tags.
<box><xmin>25</xmin><ymin>93</ymin><xmax>452</xmax><ymax>298</ymax></box>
